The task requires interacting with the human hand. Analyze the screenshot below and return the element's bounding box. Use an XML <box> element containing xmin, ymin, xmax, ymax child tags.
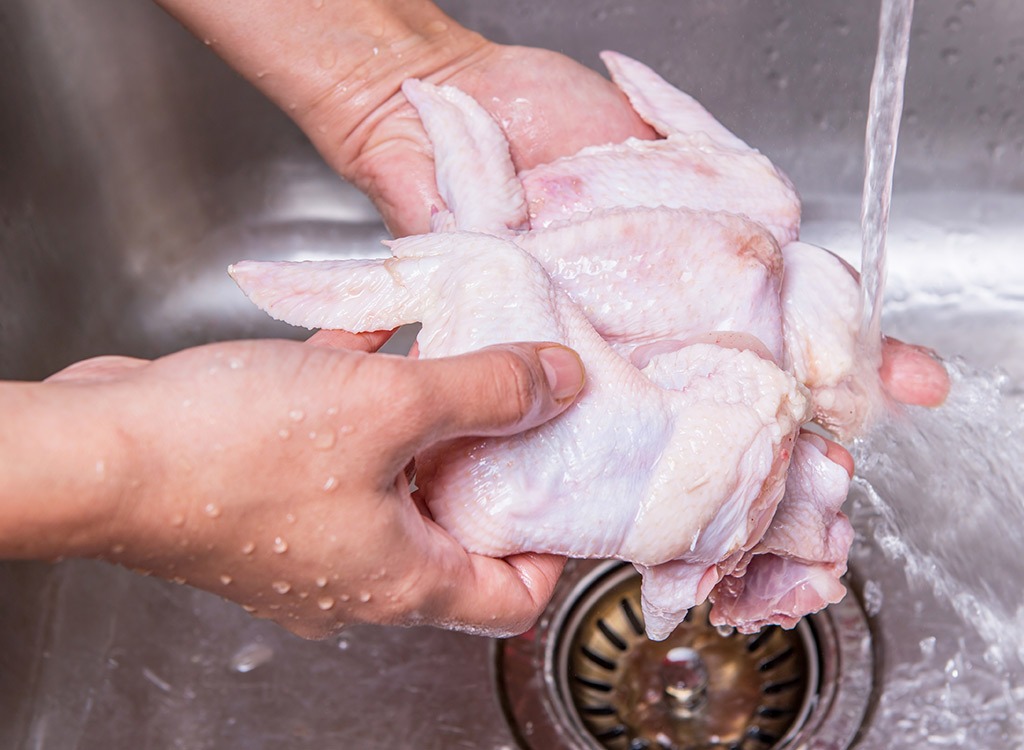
<box><xmin>39</xmin><ymin>335</ymin><xmax>586</xmax><ymax>639</ymax></box>
<box><xmin>154</xmin><ymin>1</ymin><xmax>946</xmax><ymax>406</ymax></box>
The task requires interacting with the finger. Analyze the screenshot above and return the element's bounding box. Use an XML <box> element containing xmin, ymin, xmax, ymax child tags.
<box><xmin>880</xmin><ymin>337</ymin><xmax>950</xmax><ymax>407</ymax></box>
<box><xmin>306</xmin><ymin>328</ymin><xmax>395</xmax><ymax>353</ymax></box>
<box><xmin>800</xmin><ymin>430</ymin><xmax>855</xmax><ymax>478</ymax></box>
<box><xmin>45</xmin><ymin>355</ymin><xmax>149</xmax><ymax>384</ymax></box>
<box><xmin>433</xmin><ymin>548</ymin><xmax>566</xmax><ymax>637</ymax></box>
<box><xmin>403</xmin><ymin>342</ymin><xmax>586</xmax><ymax>446</ymax></box>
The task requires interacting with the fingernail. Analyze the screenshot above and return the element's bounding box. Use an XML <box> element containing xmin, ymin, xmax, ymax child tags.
<box><xmin>538</xmin><ymin>345</ymin><xmax>585</xmax><ymax>401</ymax></box>
<box><xmin>802</xmin><ymin>433</ymin><xmax>829</xmax><ymax>455</ymax></box>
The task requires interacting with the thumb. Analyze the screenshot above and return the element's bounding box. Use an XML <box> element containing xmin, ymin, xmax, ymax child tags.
<box><xmin>404</xmin><ymin>342</ymin><xmax>586</xmax><ymax>445</ymax></box>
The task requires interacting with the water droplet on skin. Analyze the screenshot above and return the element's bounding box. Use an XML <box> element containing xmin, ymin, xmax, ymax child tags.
<box><xmin>203</xmin><ymin>37</ymin><xmax>212</xmax><ymax>46</ymax></box>
<box><xmin>273</xmin><ymin>537</ymin><xmax>289</xmax><ymax>554</ymax></box>
<box><xmin>372</xmin><ymin>46</ymin><xmax>379</xmax><ymax>56</ymax></box>
<box><xmin>241</xmin><ymin>541</ymin><xmax>256</xmax><ymax>555</ymax></box>
<box><xmin>309</xmin><ymin>430</ymin><xmax>336</xmax><ymax>450</ymax></box>
<box><xmin>339</xmin><ymin>593</ymin><xmax>351</xmax><ymax>602</ymax></box>
<box><xmin>339</xmin><ymin>424</ymin><xmax>354</xmax><ymax>435</ymax></box>
<box><xmin>287</xmin><ymin>102</ymin><xmax>298</xmax><ymax>111</ymax></box>
<box><xmin>942</xmin><ymin>48</ymin><xmax>961</xmax><ymax>65</ymax></box>
<box><xmin>203</xmin><ymin>503</ymin><xmax>221</xmax><ymax>518</ymax></box>
<box><xmin>272</xmin><ymin>581</ymin><xmax>292</xmax><ymax>595</ymax></box>
<box><xmin>285</xmin><ymin>513</ymin><xmax>296</xmax><ymax>524</ymax></box>
<box><xmin>298</xmin><ymin>591</ymin><xmax>309</xmax><ymax>600</ymax></box>
<box><xmin>325</xmin><ymin>406</ymin><xmax>339</xmax><ymax>416</ymax></box>
<box><xmin>323</xmin><ymin>476</ymin><xmax>338</xmax><ymax>492</ymax></box>
<box><xmin>228</xmin><ymin>358</ymin><xmax>245</xmax><ymax>370</ymax></box>
<box><xmin>288</xmin><ymin>409</ymin><xmax>304</xmax><ymax>422</ymax></box>
<box><xmin>317</xmin><ymin>596</ymin><xmax>336</xmax><ymax>611</ymax></box>
<box><xmin>95</xmin><ymin>460</ymin><xmax>106</xmax><ymax>479</ymax></box>
<box><xmin>242</xmin><ymin>604</ymin><xmax>257</xmax><ymax>613</ymax></box>
<box><xmin>182</xmin><ymin>399</ymin><xmax>192</xmax><ymax>408</ymax></box>
<box><xmin>256</xmin><ymin>70</ymin><xmax>268</xmax><ymax>79</ymax></box>
<box><xmin>316</xmin><ymin>46</ymin><xmax>337</xmax><ymax>70</ymax></box>
<box><xmin>315</xmin><ymin>576</ymin><xmax>328</xmax><ymax>588</ymax></box>
<box><xmin>110</xmin><ymin>543</ymin><xmax>125</xmax><ymax>555</ymax></box>
<box><xmin>220</xmin><ymin>574</ymin><xmax>233</xmax><ymax>585</ymax></box>
<box><xmin>358</xmin><ymin>591</ymin><xmax>371</xmax><ymax>603</ymax></box>
<box><xmin>172</xmin><ymin>576</ymin><xmax>188</xmax><ymax>585</ymax></box>
<box><xmin>278</xmin><ymin>428</ymin><xmax>291</xmax><ymax>440</ymax></box>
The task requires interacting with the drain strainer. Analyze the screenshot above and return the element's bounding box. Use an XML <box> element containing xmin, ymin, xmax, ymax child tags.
<box><xmin>497</xmin><ymin>561</ymin><xmax>873</xmax><ymax>750</ymax></box>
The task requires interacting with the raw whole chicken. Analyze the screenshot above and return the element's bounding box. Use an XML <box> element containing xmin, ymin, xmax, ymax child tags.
<box><xmin>230</xmin><ymin>52</ymin><xmax>871</xmax><ymax>638</ymax></box>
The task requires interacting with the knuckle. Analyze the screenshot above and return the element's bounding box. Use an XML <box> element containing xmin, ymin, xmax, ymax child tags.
<box><xmin>495</xmin><ymin>349</ymin><xmax>541</xmax><ymax>425</ymax></box>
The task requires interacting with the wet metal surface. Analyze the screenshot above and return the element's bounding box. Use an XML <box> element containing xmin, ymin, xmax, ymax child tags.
<box><xmin>1</xmin><ymin>0</ymin><xmax>1022</xmax><ymax>747</ymax></box>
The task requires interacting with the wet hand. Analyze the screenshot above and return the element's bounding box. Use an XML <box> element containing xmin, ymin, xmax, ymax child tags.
<box><xmin>44</xmin><ymin>336</ymin><xmax>585</xmax><ymax>639</ymax></box>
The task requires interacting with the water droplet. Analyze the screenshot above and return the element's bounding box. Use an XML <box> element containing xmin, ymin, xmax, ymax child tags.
<box><xmin>288</xmin><ymin>409</ymin><xmax>305</xmax><ymax>422</ymax></box>
<box><xmin>339</xmin><ymin>424</ymin><xmax>354</xmax><ymax>435</ymax></box>
<box><xmin>358</xmin><ymin>591</ymin><xmax>371</xmax><ymax>603</ymax></box>
<box><xmin>171</xmin><ymin>514</ymin><xmax>186</xmax><ymax>528</ymax></box>
<box><xmin>256</xmin><ymin>70</ymin><xmax>268</xmax><ymax>79</ymax></box>
<box><xmin>228</xmin><ymin>358</ymin><xmax>244</xmax><ymax>370</ymax></box>
<box><xmin>316</xmin><ymin>46</ymin><xmax>337</xmax><ymax>70</ymax></box>
<box><xmin>285</xmin><ymin>513</ymin><xmax>296</xmax><ymax>524</ymax></box>
<box><xmin>203</xmin><ymin>37</ymin><xmax>212</xmax><ymax>46</ymax></box>
<box><xmin>229</xmin><ymin>643</ymin><xmax>274</xmax><ymax>673</ymax></box>
<box><xmin>309</xmin><ymin>430</ymin><xmax>336</xmax><ymax>450</ymax></box>
<box><xmin>941</xmin><ymin>48</ymin><xmax>961</xmax><ymax>65</ymax></box>
<box><xmin>272</xmin><ymin>580</ymin><xmax>292</xmax><ymax>595</ymax></box>
<box><xmin>372</xmin><ymin>46</ymin><xmax>379</xmax><ymax>56</ymax></box>
<box><xmin>172</xmin><ymin>575</ymin><xmax>187</xmax><ymax>585</ymax></box>
<box><xmin>109</xmin><ymin>543</ymin><xmax>125</xmax><ymax>555</ymax></box>
<box><xmin>337</xmin><ymin>637</ymin><xmax>350</xmax><ymax>650</ymax></box>
<box><xmin>325</xmin><ymin>406</ymin><xmax>339</xmax><ymax>416</ymax></box>
<box><xmin>315</xmin><ymin>576</ymin><xmax>328</xmax><ymax>588</ymax></box>
<box><xmin>278</xmin><ymin>428</ymin><xmax>291</xmax><ymax>440</ymax></box>
<box><xmin>317</xmin><ymin>596</ymin><xmax>336</xmax><ymax>611</ymax></box>
<box><xmin>298</xmin><ymin>591</ymin><xmax>309</xmax><ymax>599</ymax></box>
<box><xmin>945</xmin><ymin>16</ymin><xmax>963</xmax><ymax>32</ymax></box>
<box><xmin>242</xmin><ymin>604</ymin><xmax>257</xmax><ymax>613</ymax></box>
<box><xmin>715</xmin><ymin>624</ymin><xmax>735</xmax><ymax>637</ymax></box>
<box><xmin>273</xmin><ymin>537</ymin><xmax>289</xmax><ymax>554</ymax></box>
<box><xmin>241</xmin><ymin>541</ymin><xmax>256</xmax><ymax>555</ymax></box>
<box><xmin>339</xmin><ymin>593</ymin><xmax>351</xmax><ymax>602</ymax></box>
<box><xmin>203</xmin><ymin>503</ymin><xmax>221</xmax><ymax>518</ymax></box>
<box><xmin>323</xmin><ymin>476</ymin><xmax>338</xmax><ymax>492</ymax></box>
<box><xmin>95</xmin><ymin>459</ymin><xmax>106</xmax><ymax>479</ymax></box>
<box><xmin>220</xmin><ymin>574</ymin><xmax>233</xmax><ymax>585</ymax></box>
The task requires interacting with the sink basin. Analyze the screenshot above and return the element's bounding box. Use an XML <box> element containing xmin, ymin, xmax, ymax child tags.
<box><xmin>2</xmin><ymin>0</ymin><xmax>1022</xmax><ymax>747</ymax></box>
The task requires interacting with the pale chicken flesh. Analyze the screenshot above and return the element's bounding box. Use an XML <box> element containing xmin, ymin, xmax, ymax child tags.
<box><xmin>230</xmin><ymin>52</ymin><xmax>871</xmax><ymax>638</ymax></box>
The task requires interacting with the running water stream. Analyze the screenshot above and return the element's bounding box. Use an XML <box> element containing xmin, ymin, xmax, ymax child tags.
<box><xmin>858</xmin><ymin>0</ymin><xmax>913</xmax><ymax>352</ymax></box>
<box><xmin>847</xmin><ymin>0</ymin><xmax>1024</xmax><ymax>744</ymax></box>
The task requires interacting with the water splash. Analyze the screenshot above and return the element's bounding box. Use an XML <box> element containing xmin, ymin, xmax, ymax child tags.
<box><xmin>859</xmin><ymin>0</ymin><xmax>914</xmax><ymax>356</ymax></box>
<box><xmin>849</xmin><ymin>361</ymin><xmax>1024</xmax><ymax>745</ymax></box>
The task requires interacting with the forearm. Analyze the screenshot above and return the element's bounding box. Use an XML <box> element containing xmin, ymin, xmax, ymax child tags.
<box><xmin>0</xmin><ymin>382</ymin><xmax>126</xmax><ymax>559</ymax></box>
<box><xmin>153</xmin><ymin>0</ymin><xmax>486</xmax><ymax>176</ymax></box>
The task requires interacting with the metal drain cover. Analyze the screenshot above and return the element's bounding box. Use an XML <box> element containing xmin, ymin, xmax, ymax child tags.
<box><xmin>496</xmin><ymin>561</ymin><xmax>873</xmax><ymax>750</ymax></box>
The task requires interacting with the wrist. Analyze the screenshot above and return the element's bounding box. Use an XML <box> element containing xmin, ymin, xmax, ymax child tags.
<box><xmin>0</xmin><ymin>381</ymin><xmax>133</xmax><ymax>560</ymax></box>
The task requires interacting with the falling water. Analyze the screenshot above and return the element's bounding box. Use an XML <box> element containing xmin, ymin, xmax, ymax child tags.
<box><xmin>838</xmin><ymin>0</ymin><xmax>1024</xmax><ymax>743</ymax></box>
<box><xmin>859</xmin><ymin>0</ymin><xmax>914</xmax><ymax>354</ymax></box>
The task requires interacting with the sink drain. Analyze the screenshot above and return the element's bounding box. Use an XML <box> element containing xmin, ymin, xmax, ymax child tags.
<box><xmin>496</xmin><ymin>561</ymin><xmax>873</xmax><ymax>750</ymax></box>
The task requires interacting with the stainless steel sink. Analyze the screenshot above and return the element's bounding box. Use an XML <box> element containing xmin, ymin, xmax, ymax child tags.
<box><xmin>2</xmin><ymin>0</ymin><xmax>1022</xmax><ymax>747</ymax></box>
